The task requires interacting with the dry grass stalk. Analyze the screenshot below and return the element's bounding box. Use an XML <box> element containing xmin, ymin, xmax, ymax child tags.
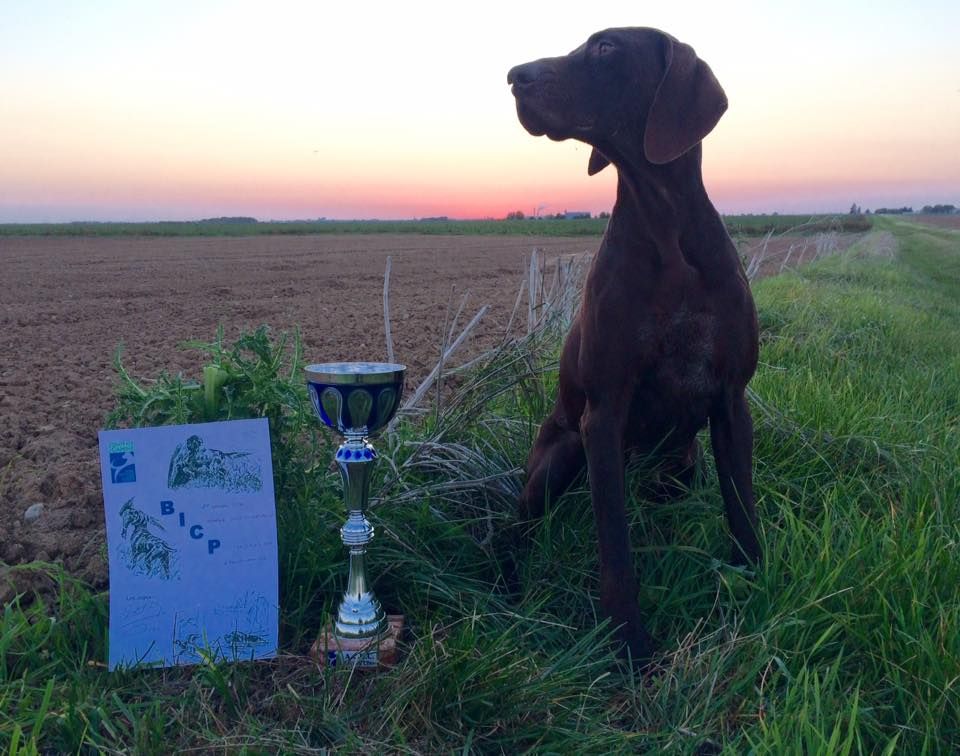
<box><xmin>815</xmin><ymin>231</ymin><xmax>838</xmax><ymax>259</ymax></box>
<box><xmin>401</xmin><ymin>305</ymin><xmax>489</xmax><ymax>412</ymax></box>
<box><xmin>526</xmin><ymin>250</ymin><xmax>591</xmax><ymax>334</ymax></box>
<box><xmin>383</xmin><ymin>255</ymin><xmax>395</xmax><ymax>363</ymax></box>
<box><xmin>745</xmin><ymin>229</ymin><xmax>774</xmax><ymax>281</ymax></box>
<box><xmin>527</xmin><ymin>248</ymin><xmax>540</xmax><ymax>334</ymax></box>
<box><xmin>746</xmin><ymin>223</ymin><xmax>853</xmax><ymax>282</ymax></box>
<box><xmin>778</xmin><ymin>242</ymin><xmax>799</xmax><ymax>273</ymax></box>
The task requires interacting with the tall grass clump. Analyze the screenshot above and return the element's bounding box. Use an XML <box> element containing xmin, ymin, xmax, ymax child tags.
<box><xmin>2</xmin><ymin>218</ymin><xmax>958</xmax><ymax>752</ymax></box>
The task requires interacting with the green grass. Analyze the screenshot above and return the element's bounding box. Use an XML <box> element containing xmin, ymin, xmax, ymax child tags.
<box><xmin>0</xmin><ymin>214</ymin><xmax>871</xmax><ymax>238</ymax></box>
<box><xmin>0</xmin><ymin>218</ymin><xmax>608</xmax><ymax>237</ymax></box>
<box><xmin>2</xmin><ymin>217</ymin><xmax>957</xmax><ymax>752</ymax></box>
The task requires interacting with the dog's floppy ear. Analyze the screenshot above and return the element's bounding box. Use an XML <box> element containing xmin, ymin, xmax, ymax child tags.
<box><xmin>587</xmin><ymin>147</ymin><xmax>610</xmax><ymax>175</ymax></box>
<box><xmin>643</xmin><ymin>36</ymin><xmax>727</xmax><ymax>165</ymax></box>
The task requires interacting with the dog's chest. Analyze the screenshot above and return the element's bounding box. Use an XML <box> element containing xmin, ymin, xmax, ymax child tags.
<box><xmin>616</xmin><ymin>310</ymin><xmax>719</xmax><ymax>447</ymax></box>
<box><xmin>645</xmin><ymin>309</ymin><xmax>719</xmax><ymax>398</ymax></box>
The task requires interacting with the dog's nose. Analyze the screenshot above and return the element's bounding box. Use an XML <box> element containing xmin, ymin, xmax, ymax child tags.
<box><xmin>508</xmin><ymin>61</ymin><xmax>548</xmax><ymax>87</ymax></box>
<box><xmin>507</xmin><ymin>64</ymin><xmax>526</xmax><ymax>86</ymax></box>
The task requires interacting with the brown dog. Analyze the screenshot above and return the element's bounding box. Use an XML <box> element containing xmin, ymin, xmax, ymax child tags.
<box><xmin>508</xmin><ymin>27</ymin><xmax>760</xmax><ymax>662</ymax></box>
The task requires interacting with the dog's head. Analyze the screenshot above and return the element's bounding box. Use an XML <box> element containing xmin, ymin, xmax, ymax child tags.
<box><xmin>507</xmin><ymin>27</ymin><xmax>727</xmax><ymax>173</ymax></box>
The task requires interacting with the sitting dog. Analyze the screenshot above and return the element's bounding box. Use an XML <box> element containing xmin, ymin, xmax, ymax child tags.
<box><xmin>508</xmin><ymin>27</ymin><xmax>761</xmax><ymax>662</ymax></box>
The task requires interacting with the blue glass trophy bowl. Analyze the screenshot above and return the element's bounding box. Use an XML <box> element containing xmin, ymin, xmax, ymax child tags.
<box><xmin>304</xmin><ymin>362</ymin><xmax>405</xmax><ymax>439</ymax></box>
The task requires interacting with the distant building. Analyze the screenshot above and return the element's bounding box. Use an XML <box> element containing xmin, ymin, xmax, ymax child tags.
<box><xmin>564</xmin><ymin>211</ymin><xmax>591</xmax><ymax>220</ymax></box>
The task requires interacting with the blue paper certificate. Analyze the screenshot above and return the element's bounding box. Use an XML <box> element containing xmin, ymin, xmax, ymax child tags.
<box><xmin>98</xmin><ymin>418</ymin><xmax>279</xmax><ymax>669</ymax></box>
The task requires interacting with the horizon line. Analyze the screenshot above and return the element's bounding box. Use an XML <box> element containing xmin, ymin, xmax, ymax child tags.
<box><xmin>2</xmin><ymin>208</ymin><xmax>943</xmax><ymax>226</ymax></box>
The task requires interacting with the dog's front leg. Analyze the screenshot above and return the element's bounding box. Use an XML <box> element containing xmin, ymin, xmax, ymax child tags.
<box><xmin>581</xmin><ymin>400</ymin><xmax>654</xmax><ymax>663</ymax></box>
<box><xmin>710</xmin><ymin>390</ymin><xmax>761</xmax><ymax>565</ymax></box>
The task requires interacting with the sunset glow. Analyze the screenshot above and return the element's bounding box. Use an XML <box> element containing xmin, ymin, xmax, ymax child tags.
<box><xmin>1</xmin><ymin>1</ymin><xmax>957</xmax><ymax>222</ymax></box>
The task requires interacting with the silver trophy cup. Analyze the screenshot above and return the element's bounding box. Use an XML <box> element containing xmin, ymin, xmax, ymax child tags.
<box><xmin>304</xmin><ymin>362</ymin><xmax>405</xmax><ymax>644</ymax></box>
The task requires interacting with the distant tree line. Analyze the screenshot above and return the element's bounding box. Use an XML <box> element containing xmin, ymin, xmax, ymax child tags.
<box><xmin>504</xmin><ymin>210</ymin><xmax>611</xmax><ymax>220</ymax></box>
<box><xmin>851</xmin><ymin>205</ymin><xmax>958</xmax><ymax>216</ymax></box>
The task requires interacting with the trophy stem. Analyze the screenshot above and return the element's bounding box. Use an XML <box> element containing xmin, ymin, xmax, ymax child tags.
<box><xmin>333</xmin><ymin>437</ymin><xmax>386</xmax><ymax>640</ymax></box>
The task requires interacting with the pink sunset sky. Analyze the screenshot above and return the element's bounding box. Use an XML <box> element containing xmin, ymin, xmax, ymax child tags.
<box><xmin>1</xmin><ymin>1</ymin><xmax>958</xmax><ymax>222</ymax></box>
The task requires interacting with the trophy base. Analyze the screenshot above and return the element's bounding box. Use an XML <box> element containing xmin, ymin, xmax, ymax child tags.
<box><xmin>311</xmin><ymin>615</ymin><xmax>404</xmax><ymax>669</ymax></box>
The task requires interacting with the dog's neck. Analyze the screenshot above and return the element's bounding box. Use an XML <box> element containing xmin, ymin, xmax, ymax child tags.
<box><xmin>607</xmin><ymin>146</ymin><xmax>708</xmax><ymax>237</ymax></box>
<box><xmin>600</xmin><ymin>144</ymin><xmax>726</xmax><ymax>272</ymax></box>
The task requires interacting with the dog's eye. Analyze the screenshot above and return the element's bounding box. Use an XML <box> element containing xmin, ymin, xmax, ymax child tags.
<box><xmin>595</xmin><ymin>40</ymin><xmax>614</xmax><ymax>57</ymax></box>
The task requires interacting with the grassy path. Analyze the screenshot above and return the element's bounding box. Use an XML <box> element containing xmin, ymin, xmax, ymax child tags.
<box><xmin>2</xmin><ymin>219</ymin><xmax>959</xmax><ymax>753</ymax></box>
<box><xmin>738</xmin><ymin>217</ymin><xmax>960</xmax><ymax>750</ymax></box>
